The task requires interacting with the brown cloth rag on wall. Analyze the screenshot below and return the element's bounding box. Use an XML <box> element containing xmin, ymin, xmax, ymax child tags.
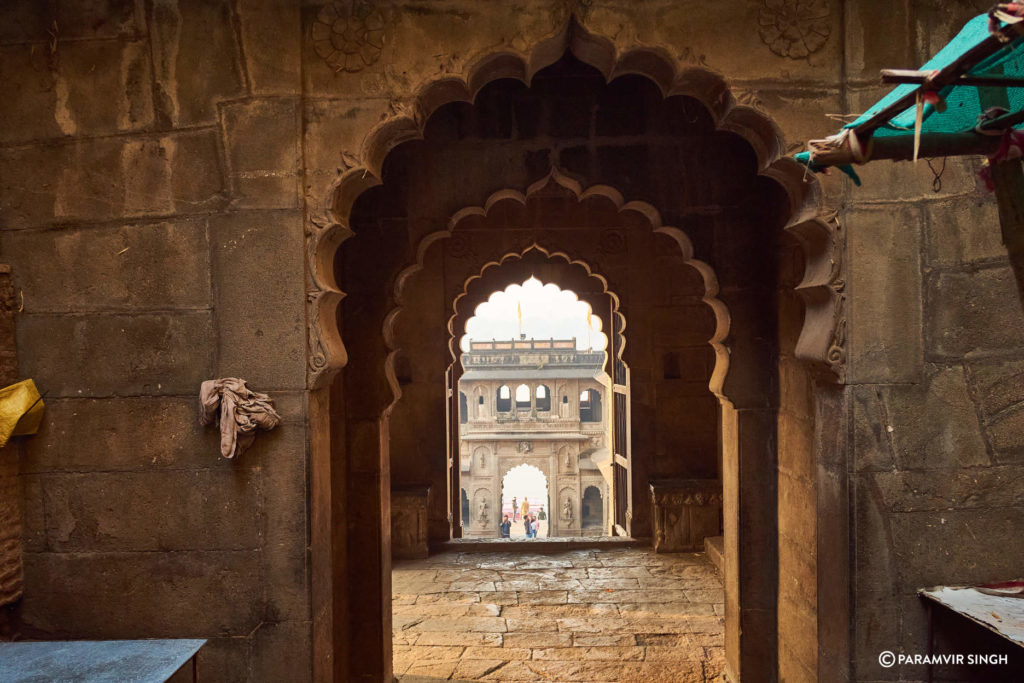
<box><xmin>199</xmin><ymin>378</ymin><xmax>281</xmax><ymax>459</ymax></box>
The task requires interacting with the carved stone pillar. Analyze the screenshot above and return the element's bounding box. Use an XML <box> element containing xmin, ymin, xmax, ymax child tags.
<box><xmin>650</xmin><ymin>479</ymin><xmax>723</xmax><ymax>553</ymax></box>
<box><xmin>391</xmin><ymin>485</ymin><xmax>430</xmax><ymax>560</ymax></box>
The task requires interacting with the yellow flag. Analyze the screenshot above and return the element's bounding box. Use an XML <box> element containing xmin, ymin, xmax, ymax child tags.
<box><xmin>517</xmin><ymin>300</ymin><xmax>523</xmax><ymax>336</ymax></box>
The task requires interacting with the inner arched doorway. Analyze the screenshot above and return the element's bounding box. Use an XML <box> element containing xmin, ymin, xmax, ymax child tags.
<box><xmin>456</xmin><ymin>274</ymin><xmax>619</xmax><ymax>539</ymax></box>
<box><xmin>320</xmin><ymin>35</ymin><xmax>836</xmax><ymax>680</ymax></box>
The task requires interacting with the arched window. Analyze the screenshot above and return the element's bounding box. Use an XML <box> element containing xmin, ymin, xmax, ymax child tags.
<box><xmin>580</xmin><ymin>388</ymin><xmax>601</xmax><ymax>422</ymax></box>
<box><xmin>496</xmin><ymin>385</ymin><xmax>511</xmax><ymax>412</ymax></box>
<box><xmin>459</xmin><ymin>392</ymin><xmax>468</xmax><ymax>424</ymax></box>
<box><xmin>515</xmin><ymin>384</ymin><xmax>531</xmax><ymax>409</ymax></box>
<box><xmin>535</xmin><ymin>384</ymin><xmax>551</xmax><ymax>412</ymax></box>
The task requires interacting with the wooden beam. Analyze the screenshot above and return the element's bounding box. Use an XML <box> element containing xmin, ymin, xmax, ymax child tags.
<box><xmin>991</xmin><ymin>159</ymin><xmax>1024</xmax><ymax>307</ymax></box>
<box><xmin>978</xmin><ymin>66</ymin><xmax>1024</xmax><ymax>309</ymax></box>
<box><xmin>807</xmin><ymin>131</ymin><xmax>1005</xmax><ymax>165</ymax></box>
<box><xmin>881</xmin><ymin>68</ymin><xmax>1024</xmax><ymax>88</ymax></box>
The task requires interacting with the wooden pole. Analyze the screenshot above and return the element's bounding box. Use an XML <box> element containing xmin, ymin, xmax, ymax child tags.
<box><xmin>979</xmin><ymin>70</ymin><xmax>1024</xmax><ymax>308</ymax></box>
<box><xmin>990</xmin><ymin>158</ymin><xmax>1024</xmax><ymax>306</ymax></box>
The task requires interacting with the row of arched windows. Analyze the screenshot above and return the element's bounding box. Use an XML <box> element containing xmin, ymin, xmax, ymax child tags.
<box><xmin>460</xmin><ymin>385</ymin><xmax>601</xmax><ymax>422</ymax></box>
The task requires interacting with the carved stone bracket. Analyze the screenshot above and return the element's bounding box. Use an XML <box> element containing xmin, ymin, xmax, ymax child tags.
<box><xmin>787</xmin><ymin>210</ymin><xmax>846</xmax><ymax>383</ymax></box>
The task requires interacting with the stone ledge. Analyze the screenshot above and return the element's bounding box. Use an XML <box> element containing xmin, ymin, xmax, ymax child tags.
<box><xmin>435</xmin><ymin>537</ymin><xmax>648</xmax><ymax>554</ymax></box>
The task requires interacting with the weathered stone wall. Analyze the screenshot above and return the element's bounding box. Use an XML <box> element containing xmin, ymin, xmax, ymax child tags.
<box><xmin>0</xmin><ymin>266</ymin><xmax>23</xmax><ymax>619</ymax></box>
<box><xmin>0</xmin><ymin>1</ymin><xmax>310</xmax><ymax>679</ymax></box>
<box><xmin>841</xmin><ymin>2</ymin><xmax>1024</xmax><ymax>680</ymax></box>
<box><xmin>1</xmin><ymin>0</ymin><xmax>1022</xmax><ymax>680</ymax></box>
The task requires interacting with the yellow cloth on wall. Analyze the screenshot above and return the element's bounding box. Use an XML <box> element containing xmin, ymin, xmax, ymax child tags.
<box><xmin>0</xmin><ymin>379</ymin><xmax>44</xmax><ymax>448</ymax></box>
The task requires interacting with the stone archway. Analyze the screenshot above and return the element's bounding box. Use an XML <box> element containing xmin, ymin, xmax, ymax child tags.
<box><xmin>424</xmin><ymin>179</ymin><xmax>730</xmax><ymax>545</ymax></box>
<box><xmin>500</xmin><ymin>463</ymin><xmax>551</xmax><ymax>537</ymax></box>
<box><xmin>308</xmin><ymin>22</ymin><xmax>844</xmax><ymax>682</ymax></box>
<box><xmin>440</xmin><ymin>243</ymin><xmax>630</xmax><ymax>540</ymax></box>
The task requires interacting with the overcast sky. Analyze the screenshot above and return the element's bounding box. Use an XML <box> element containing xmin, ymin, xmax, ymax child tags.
<box><xmin>461</xmin><ymin>277</ymin><xmax>608</xmax><ymax>352</ymax></box>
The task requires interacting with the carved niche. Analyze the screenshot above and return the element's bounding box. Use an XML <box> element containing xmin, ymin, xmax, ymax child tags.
<box><xmin>474</xmin><ymin>488</ymin><xmax>492</xmax><ymax>528</ymax></box>
<box><xmin>391</xmin><ymin>485</ymin><xmax>430</xmax><ymax>559</ymax></box>
<box><xmin>559</xmin><ymin>487</ymin><xmax>577</xmax><ymax>527</ymax></box>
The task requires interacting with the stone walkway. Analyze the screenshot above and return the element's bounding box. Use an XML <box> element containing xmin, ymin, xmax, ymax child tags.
<box><xmin>392</xmin><ymin>547</ymin><xmax>725</xmax><ymax>682</ymax></box>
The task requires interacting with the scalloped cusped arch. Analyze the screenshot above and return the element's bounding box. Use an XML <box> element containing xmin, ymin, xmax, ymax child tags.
<box><xmin>305</xmin><ymin>21</ymin><xmax>834</xmax><ymax>391</ymax></box>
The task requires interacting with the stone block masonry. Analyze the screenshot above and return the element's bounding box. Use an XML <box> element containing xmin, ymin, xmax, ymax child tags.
<box><xmin>392</xmin><ymin>547</ymin><xmax>725</xmax><ymax>682</ymax></box>
<box><xmin>0</xmin><ymin>1</ymin><xmax>310</xmax><ymax>679</ymax></box>
<box><xmin>0</xmin><ymin>0</ymin><xmax>1019</xmax><ymax>681</ymax></box>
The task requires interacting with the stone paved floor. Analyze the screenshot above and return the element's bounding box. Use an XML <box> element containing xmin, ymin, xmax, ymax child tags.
<box><xmin>392</xmin><ymin>547</ymin><xmax>725</xmax><ymax>682</ymax></box>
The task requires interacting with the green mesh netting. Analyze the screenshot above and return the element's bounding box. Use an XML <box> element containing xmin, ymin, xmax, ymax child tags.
<box><xmin>848</xmin><ymin>14</ymin><xmax>1024</xmax><ymax>137</ymax></box>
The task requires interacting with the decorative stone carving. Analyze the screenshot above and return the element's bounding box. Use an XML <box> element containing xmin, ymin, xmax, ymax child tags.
<box><xmin>474</xmin><ymin>489</ymin><xmax>491</xmax><ymax>528</ymax></box>
<box><xmin>598</xmin><ymin>229</ymin><xmax>626</xmax><ymax>255</ymax></box>
<box><xmin>473</xmin><ymin>446</ymin><xmax>489</xmax><ymax>473</ymax></box>
<box><xmin>788</xmin><ymin>211</ymin><xmax>846</xmax><ymax>382</ymax></box>
<box><xmin>650</xmin><ymin>479</ymin><xmax>723</xmax><ymax>553</ymax></box>
<box><xmin>448</xmin><ymin>233</ymin><xmax>474</xmax><ymax>260</ymax></box>
<box><xmin>558</xmin><ymin>487</ymin><xmax>577</xmax><ymax>527</ymax></box>
<box><xmin>306</xmin><ymin>212</ymin><xmax>349</xmax><ymax>390</ymax></box>
<box><xmin>312</xmin><ymin>0</ymin><xmax>395</xmax><ymax>73</ymax></box>
<box><xmin>757</xmin><ymin>0</ymin><xmax>831</xmax><ymax>60</ymax></box>
<box><xmin>550</xmin><ymin>0</ymin><xmax>595</xmax><ymax>27</ymax></box>
<box><xmin>517</xmin><ymin>440</ymin><xmax>532</xmax><ymax>453</ymax></box>
<box><xmin>825</xmin><ymin>213</ymin><xmax>847</xmax><ymax>381</ymax></box>
<box><xmin>391</xmin><ymin>485</ymin><xmax>430</xmax><ymax>560</ymax></box>
<box><xmin>308</xmin><ymin>22</ymin><xmax>829</xmax><ymax>393</ymax></box>
<box><xmin>734</xmin><ymin>89</ymin><xmax>767</xmax><ymax>113</ymax></box>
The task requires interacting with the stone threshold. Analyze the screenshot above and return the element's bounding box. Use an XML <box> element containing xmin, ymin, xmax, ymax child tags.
<box><xmin>432</xmin><ymin>536</ymin><xmax>650</xmax><ymax>553</ymax></box>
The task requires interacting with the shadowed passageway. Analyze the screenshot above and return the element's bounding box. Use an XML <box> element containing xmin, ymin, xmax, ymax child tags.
<box><xmin>392</xmin><ymin>547</ymin><xmax>725</xmax><ymax>681</ymax></box>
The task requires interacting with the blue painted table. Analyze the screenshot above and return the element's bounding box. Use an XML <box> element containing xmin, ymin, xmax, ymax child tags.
<box><xmin>0</xmin><ymin>639</ymin><xmax>206</xmax><ymax>682</ymax></box>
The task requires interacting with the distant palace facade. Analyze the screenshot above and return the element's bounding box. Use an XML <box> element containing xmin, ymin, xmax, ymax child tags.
<box><xmin>458</xmin><ymin>337</ymin><xmax>611</xmax><ymax>538</ymax></box>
